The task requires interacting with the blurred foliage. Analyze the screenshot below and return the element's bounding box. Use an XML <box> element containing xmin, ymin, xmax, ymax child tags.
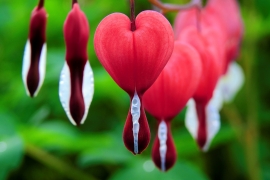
<box><xmin>0</xmin><ymin>0</ymin><xmax>269</xmax><ymax>180</ymax></box>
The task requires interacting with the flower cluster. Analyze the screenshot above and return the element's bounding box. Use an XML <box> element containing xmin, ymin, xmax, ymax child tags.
<box><xmin>22</xmin><ymin>0</ymin><xmax>244</xmax><ymax>172</ymax></box>
<box><xmin>143</xmin><ymin>0</ymin><xmax>244</xmax><ymax>171</ymax></box>
<box><xmin>22</xmin><ymin>0</ymin><xmax>94</xmax><ymax>126</ymax></box>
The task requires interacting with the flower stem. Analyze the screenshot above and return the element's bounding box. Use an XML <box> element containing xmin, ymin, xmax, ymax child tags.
<box><xmin>37</xmin><ymin>0</ymin><xmax>44</xmax><ymax>9</ymax></box>
<box><xmin>72</xmin><ymin>0</ymin><xmax>78</xmax><ymax>6</ymax></box>
<box><xmin>195</xmin><ymin>6</ymin><xmax>201</xmax><ymax>32</ymax></box>
<box><xmin>25</xmin><ymin>143</ymin><xmax>97</xmax><ymax>180</ymax></box>
<box><xmin>148</xmin><ymin>0</ymin><xmax>202</xmax><ymax>14</ymax></box>
<box><xmin>130</xmin><ymin>0</ymin><xmax>136</xmax><ymax>31</ymax></box>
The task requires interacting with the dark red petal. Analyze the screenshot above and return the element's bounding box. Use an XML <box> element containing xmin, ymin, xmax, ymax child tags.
<box><xmin>123</xmin><ymin>97</ymin><xmax>150</xmax><ymax>155</ymax></box>
<box><xmin>195</xmin><ymin>101</ymin><xmax>207</xmax><ymax>149</ymax></box>
<box><xmin>152</xmin><ymin>122</ymin><xmax>177</xmax><ymax>171</ymax></box>
<box><xmin>68</xmin><ymin>64</ymin><xmax>85</xmax><ymax>125</ymax></box>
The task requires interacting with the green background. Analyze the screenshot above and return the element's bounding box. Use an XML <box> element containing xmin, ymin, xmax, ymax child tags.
<box><xmin>0</xmin><ymin>0</ymin><xmax>269</xmax><ymax>179</ymax></box>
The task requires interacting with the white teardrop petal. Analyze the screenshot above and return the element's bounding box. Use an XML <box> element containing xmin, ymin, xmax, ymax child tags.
<box><xmin>22</xmin><ymin>40</ymin><xmax>31</xmax><ymax>96</ymax></box>
<box><xmin>158</xmin><ymin>121</ymin><xmax>168</xmax><ymax>171</ymax></box>
<box><xmin>80</xmin><ymin>61</ymin><xmax>94</xmax><ymax>124</ymax></box>
<box><xmin>185</xmin><ymin>99</ymin><xmax>198</xmax><ymax>140</ymax></box>
<box><xmin>211</xmin><ymin>88</ymin><xmax>223</xmax><ymax>111</ymax></box>
<box><xmin>219</xmin><ymin>62</ymin><xmax>244</xmax><ymax>102</ymax></box>
<box><xmin>185</xmin><ymin>97</ymin><xmax>221</xmax><ymax>152</ymax></box>
<box><xmin>59</xmin><ymin>62</ymin><xmax>76</xmax><ymax>125</ymax></box>
<box><xmin>131</xmin><ymin>91</ymin><xmax>141</xmax><ymax>154</ymax></box>
<box><xmin>203</xmin><ymin>94</ymin><xmax>221</xmax><ymax>152</ymax></box>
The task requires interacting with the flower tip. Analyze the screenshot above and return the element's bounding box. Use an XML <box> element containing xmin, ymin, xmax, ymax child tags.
<box><xmin>123</xmin><ymin>109</ymin><xmax>150</xmax><ymax>155</ymax></box>
<box><xmin>196</xmin><ymin>135</ymin><xmax>207</xmax><ymax>149</ymax></box>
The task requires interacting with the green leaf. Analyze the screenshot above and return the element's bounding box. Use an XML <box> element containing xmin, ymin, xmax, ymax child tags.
<box><xmin>109</xmin><ymin>158</ymin><xmax>209</xmax><ymax>180</ymax></box>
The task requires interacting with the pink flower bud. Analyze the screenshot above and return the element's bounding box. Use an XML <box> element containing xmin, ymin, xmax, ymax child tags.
<box><xmin>59</xmin><ymin>3</ymin><xmax>94</xmax><ymax>126</ymax></box>
<box><xmin>22</xmin><ymin>1</ymin><xmax>47</xmax><ymax>97</ymax></box>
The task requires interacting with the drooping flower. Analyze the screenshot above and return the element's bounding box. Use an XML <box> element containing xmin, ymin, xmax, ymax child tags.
<box><xmin>94</xmin><ymin>10</ymin><xmax>174</xmax><ymax>154</ymax></box>
<box><xmin>205</xmin><ymin>0</ymin><xmax>243</xmax><ymax>70</ymax></box>
<box><xmin>174</xmin><ymin>0</ymin><xmax>243</xmax><ymax>150</ymax></box>
<box><xmin>177</xmin><ymin>26</ymin><xmax>223</xmax><ymax>150</ymax></box>
<box><xmin>143</xmin><ymin>42</ymin><xmax>202</xmax><ymax>170</ymax></box>
<box><xmin>185</xmin><ymin>91</ymin><xmax>222</xmax><ymax>151</ymax></box>
<box><xmin>22</xmin><ymin>0</ymin><xmax>47</xmax><ymax>97</ymax></box>
<box><xmin>59</xmin><ymin>1</ymin><xmax>94</xmax><ymax>126</ymax></box>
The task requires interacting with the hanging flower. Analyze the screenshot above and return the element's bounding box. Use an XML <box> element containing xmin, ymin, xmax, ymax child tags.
<box><xmin>94</xmin><ymin>9</ymin><xmax>174</xmax><ymax>154</ymax></box>
<box><xmin>205</xmin><ymin>0</ymin><xmax>243</xmax><ymax>70</ymax></box>
<box><xmin>176</xmin><ymin>26</ymin><xmax>223</xmax><ymax>150</ymax></box>
<box><xmin>143</xmin><ymin>42</ymin><xmax>202</xmax><ymax>171</ymax></box>
<box><xmin>174</xmin><ymin>0</ymin><xmax>243</xmax><ymax>150</ymax></box>
<box><xmin>22</xmin><ymin>0</ymin><xmax>47</xmax><ymax>97</ymax></box>
<box><xmin>59</xmin><ymin>1</ymin><xmax>94</xmax><ymax>126</ymax></box>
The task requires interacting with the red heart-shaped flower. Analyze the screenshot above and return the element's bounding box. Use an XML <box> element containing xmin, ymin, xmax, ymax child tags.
<box><xmin>143</xmin><ymin>42</ymin><xmax>202</xmax><ymax>171</ymax></box>
<box><xmin>94</xmin><ymin>10</ymin><xmax>174</xmax><ymax>154</ymax></box>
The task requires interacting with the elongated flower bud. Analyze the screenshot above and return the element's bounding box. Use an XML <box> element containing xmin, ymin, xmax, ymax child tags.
<box><xmin>59</xmin><ymin>2</ymin><xmax>94</xmax><ymax>126</ymax></box>
<box><xmin>22</xmin><ymin>0</ymin><xmax>47</xmax><ymax>97</ymax></box>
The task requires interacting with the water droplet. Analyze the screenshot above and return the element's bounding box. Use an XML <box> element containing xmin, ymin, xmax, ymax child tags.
<box><xmin>143</xmin><ymin>160</ymin><xmax>155</xmax><ymax>172</ymax></box>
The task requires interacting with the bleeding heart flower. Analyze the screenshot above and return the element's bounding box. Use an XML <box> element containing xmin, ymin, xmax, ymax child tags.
<box><xmin>185</xmin><ymin>90</ymin><xmax>222</xmax><ymax>151</ymax></box>
<box><xmin>94</xmin><ymin>10</ymin><xmax>174</xmax><ymax>154</ymax></box>
<box><xmin>143</xmin><ymin>42</ymin><xmax>202</xmax><ymax>171</ymax></box>
<box><xmin>205</xmin><ymin>0</ymin><xmax>243</xmax><ymax>72</ymax></box>
<box><xmin>186</xmin><ymin>62</ymin><xmax>244</xmax><ymax>151</ymax></box>
<box><xmin>177</xmin><ymin>27</ymin><xmax>222</xmax><ymax>150</ymax></box>
<box><xmin>22</xmin><ymin>0</ymin><xmax>47</xmax><ymax>97</ymax></box>
<box><xmin>59</xmin><ymin>2</ymin><xmax>94</xmax><ymax>126</ymax></box>
<box><xmin>186</xmin><ymin>63</ymin><xmax>244</xmax><ymax>151</ymax></box>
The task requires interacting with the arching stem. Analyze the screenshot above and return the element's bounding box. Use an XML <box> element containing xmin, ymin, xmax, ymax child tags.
<box><xmin>72</xmin><ymin>0</ymin><xmax>78</xmax><ymax>7</ymax></box>
<box><xmin>130</xmin><ymin>0</ymin><xmax>136</xmax><ymax>31</ymax></box>
<box><xmin>148</xmin><ymin>0</ymin><xmax>202</xmax><ymax>14</ymax></box>
<box><xmin>37</xmin><ymin>0</ymin><xmax>44</xmax><ymax>9</ymax></box>
<box><xmin>196</xmin><ymin>5</ymin><xmax>202</xmax><ymax>32</ymax></box>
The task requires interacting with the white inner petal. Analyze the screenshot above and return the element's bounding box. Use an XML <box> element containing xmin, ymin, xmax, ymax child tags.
<box><xmin>219</xmin><ymin>62</ymin><xmax>244</xmax><ymax>102</ymax></box>
<box><xmin>80</xmin><ymin>61</ymin><xmax>94</xmax><ymax>124</ymax></box>
<box><xmin>131</xmin><ymin>91</ymin><xmax>140</xmax><ymax>154</ymax></box>
<box><xmin>203</xmin><ymin>94</ymin><xmax>221</xmax><ymax>151</ymax></box>
<box><xmin>185</xmin><ymin>97</ymin><xmax>220</xmax><ymax>152</ymax></box>
<box><xmin>22</xmin><ymin>40</ymin><xmax>31</xmax><ymax>96</ymax></box>
<box><xmin>185</xmin><ymin>99</ymin><xmax>198</xmax><ymax>140</ymax></box>
<box><xmin>59</xmin><ymin>62</ymin><xmax>76</xmax><ymax>125</ymax></box>
<box><xmin>158</xmin><ymin>120</ymin><xmax>168</xmax><ymax>171</ymax></box>
<box><xmin>59</xmin><ymin>61</ymin><xmax>94</xmax><ymax>126</ymax></box>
